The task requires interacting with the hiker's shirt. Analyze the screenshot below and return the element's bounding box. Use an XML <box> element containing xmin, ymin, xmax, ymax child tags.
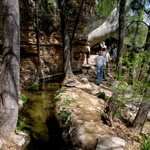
<box><xmin>103</xmin><ymin>51</ymin><xmax>110</xmax><ymax>62</ymax></box>
<box><xmin>95</xmin><ymin>56</ymin><xmax>106</xmax><ymax>66</ymax></box>
<box><xmin>112</xmin><ymin>47</ymin><xmax>117</xmax><ymax>58</ymax></box>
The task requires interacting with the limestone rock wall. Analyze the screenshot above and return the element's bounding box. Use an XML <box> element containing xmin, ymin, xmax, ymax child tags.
<box><xmin>0</xmin><ymin>0</ymin><xmax>95</xmax><ymax>88</ymax></box>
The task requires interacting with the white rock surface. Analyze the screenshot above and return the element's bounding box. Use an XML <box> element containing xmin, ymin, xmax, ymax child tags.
<box><xmin>96</xmin><ymin>135</ymin><xmax>126</xmax><ymax>150</ymax></box>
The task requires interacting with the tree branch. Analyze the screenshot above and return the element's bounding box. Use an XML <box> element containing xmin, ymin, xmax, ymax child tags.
<box><xmin>126</xmin><ymin>20</ymin><xmax>148</xmax><ymax>29</ymax></box>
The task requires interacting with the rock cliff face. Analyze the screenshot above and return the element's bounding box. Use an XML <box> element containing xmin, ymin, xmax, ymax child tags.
<box><xmin>0</xmin><ymin>0</ymin><xmax>95</xmax><ymax>88</ymax></box>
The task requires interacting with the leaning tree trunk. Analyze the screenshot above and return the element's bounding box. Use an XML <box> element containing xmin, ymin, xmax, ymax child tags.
<box><xmin>88</xmin><ymin>0</ymin><xmax>133</xmax><ymax>47</ymax></box>
<box><xmin>132</xmin><ymin>87</ymin><xmax>150</xmax><ymax>134</ymax></box>
<box><xmin>116</xmin><ymin>0</ymin><xmax>126</xmax><ymax>74</ymax></box>
<box><xmin>58</xmin><ymin>0</ymin><xmax>76</xmax><ymax>86</ymax></box>
<box><xmin>0</xmin><ymin>0</ymin><xmax>20</xmax><ymax>136</ymax></box>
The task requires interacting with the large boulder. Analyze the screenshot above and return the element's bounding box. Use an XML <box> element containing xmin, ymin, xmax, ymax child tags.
<box><xmin>96</xmin><ymin>135</ymin><xmax>126</xmax><ymax>150</ymax></box>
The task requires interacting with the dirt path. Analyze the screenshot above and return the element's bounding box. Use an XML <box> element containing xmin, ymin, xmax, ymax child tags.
<box><xmin>54</xmin><ymin>54</ymin><xmax>143</xmax><ymax>150</ymax></box>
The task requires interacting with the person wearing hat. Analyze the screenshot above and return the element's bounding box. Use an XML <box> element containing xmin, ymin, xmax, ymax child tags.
<box><xmin>85</xmin><ymin>43</ymin><xmax>91</xmax><ymax>64</ymax></box>
<box><xmin>95</xmin><ymin>51</ymin><xmax>106</xmax><ymax>85</ymax></box>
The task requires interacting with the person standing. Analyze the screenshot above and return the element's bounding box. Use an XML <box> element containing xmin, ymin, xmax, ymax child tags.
<box><xmin>102</xmin><ymin>47</ymin><xmax>111</xmax><ymax>78</ymax></box>
<box><xmin>100</xmin><ymin>41</ymin><xmax>107</xmax><ymax>50</ymax></box>
<box><xmin>95</xmin><ymin>51</ymin><xmax>106</xmax><ymax>85</ymax></box>
<box><xmin>111</xmin><ymin>43</ymin><xmax>118</xmax><ymax>64</ymax></box>
<box><xmin>85</xmin><ymin>43</ymin><xmax>91</xmax><ymax>64</ymax></box>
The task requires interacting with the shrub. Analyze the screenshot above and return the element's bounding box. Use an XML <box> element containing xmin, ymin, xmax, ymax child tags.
<box><xmin>20</xmin><ymin>93</ymin><xmax>27</xmax><ymax>104</ymax></box>
<box><xmin>29</xmin><ymin>82</ymin><xmax>39</xmax><ymax>89</ymax></box>
<box><xmin>98</xmin><ymin>91</ymin><xmax>106</xmax><ymax>99</ymax></box>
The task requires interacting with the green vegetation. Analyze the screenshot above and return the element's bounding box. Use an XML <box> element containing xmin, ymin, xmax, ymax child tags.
<box><xmin>96</xmin><ymin>0</ymin><xmax>117</xmax><ymax>19</ymax></box>
<box><xmin>61</xmin><ymin>111</ymin><xmax>71</xmax><ymax>123</ymax></box>
<box><xmin>62</xmin><ymin>98</ymin><xmax>71</xmax><ymax>108</ymax></box>
<box><xmin>29</xmin><ymin>82</ymin><xmax>39</xmax><ymax>89</ymax></box>
<box><xmin>98</xmin><ymin>91</ymin><xmax>109</xmax><ymax>100</ymax></box>
<box><xmin>15</xmin><ymin>117</ymin><xmax>26</xmax><ymax>132</ymax></box>
<box><xmin>125</xmin><ymin>13</ymin><xmax>148</xmax><ymax>47</ymax></box>
<box><xmin>109</xmin><ymin>96</ymin><xmax>115</xmax><ymax>101</ymax></box>
<box><xmin>98</xmin><ymin>91</ymin><xmax>105</xmax><ymax>99</ymax></box>
<box><xmin>54</xmin><ymin>89</ymin><xmax>66</xmax><ymax>101</ymax></box>
<box><xmin>139</xmin><ymin>133</ymin><xmax>150</xmax><ymax>150</ymax></box>
<box><xmin>62</xmin><ymin>119</ymin><xmax>71</xmax><ymax>137</ymax></box>
<box><xmin>60</xmin><ymin>111</ymin><xmax>71</xmax><ymax>137</ymax></box>
<box><xmin>116</xmin><ymin>50</ymin><xmax>150</xmax><ymax>99</ymax></box>
<box><xmin>54</xmin><ymin>88</ymin><xmax>78</xmax><ymax>107</ymax></box>
<box><xmin>71</xmin><ymin>98</ymin><xmax>78</xmax><ymax>102</ymax></box>
<box><xmin>20</xmin><ymin>94</ymin><xmax>27</xmax><ymax>104</ymax></box>
<box><xmin>55</xmin><ymin>89</ymin><xmax>66</xmax><ymax>95</ymax></box>
<box><xmin>57</xmin><ymin>8</ymin><xmax>62</xmax><ymax>12</ymax></box>
<box><xmin>55</xmin><ymin>90</ymin><xmax>79</xmax><ymax>137</ymax></box>
<box><xmin>62</xmin><ymin>98</ymin><xmax>78</xmax><ymax>109</ymax></box>
<box><xmin>15</xmin><ymin>117</ymin><xmax>31</xmax><ymax>135</ymax></box>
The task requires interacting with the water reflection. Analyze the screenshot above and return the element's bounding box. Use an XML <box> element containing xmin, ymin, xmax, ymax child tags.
<box><xmin>20</xmin><ymin>81</ymin><xmax>71</xmax><ymax>150</ymax></box>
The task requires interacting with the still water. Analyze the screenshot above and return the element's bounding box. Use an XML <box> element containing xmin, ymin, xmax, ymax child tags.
<box><xmin>20</xmin><ymin>81</ymin><xmax>72</xmax><ymax>150</ymax></box>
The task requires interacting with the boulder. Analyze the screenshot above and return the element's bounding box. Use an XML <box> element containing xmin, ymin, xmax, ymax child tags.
<box><xmin>10</xmin><ymin>133</ymin><xmax>25</xmax><ymax>147</ymax></box>
<box><xmin>96</xmin><ymin>135</ymin><xmax>126</xmax><ymax>150</ymax></box>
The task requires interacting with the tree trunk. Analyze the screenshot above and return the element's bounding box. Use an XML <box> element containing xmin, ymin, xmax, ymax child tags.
<box><xmin>132</xmin><ymin>23</ymin><xmax>150</xmax><ymax>134</ymax></box>
<box><xmin>0</xmin><ymin>0</ymin><xmax>20</xmax><ymax>136</ymax></box>
<box><xmin>58</xmin><ymin>0</ymin><xmax>76</xmax><ymax>86</ymax></box>
<box><xmin>144</xmin><ymin>23</ymin><xmax>150</xmax><ymax>52</ymax></box>
<box><xmin>35</xmin><ymin>0</ymin><xmax>41</xmax><ymax>83</ymax></box>
<box><xmin>70</xmin><ymin>0</ymin><xmax>84</xmax><ymax>66</ymax></box>
<box><xmin>132</xmin><ymin>22</ymin><xmax>139</xmax><ymax>48</ymax></box>
<box><xmin>132</xmin><ymin>87</ymin><xmax>150</xmax><ymax>134</ymax></box>
<box><xmin>138</xmin><ymin>23</ymin><xmax>150</xmax><ymax>81</ymax></box>
<box><xmin>88</xmin><ymin>0</ymin><xmax>133</xmax><ymax>47</ymax></box>
<box><xmin>116</xmin><ymin>0</ymin><xmax>126</xmax><ymax>74</ymax></box>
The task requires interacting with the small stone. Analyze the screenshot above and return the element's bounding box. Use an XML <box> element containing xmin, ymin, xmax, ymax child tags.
<box><xmin>65</xmin><ymin>79</ymin><xmax>76</xmax><ymax>87</ymax></box>
<box><xmin>81</xmin><ymin>78</ymin><xmax>88</xmax><ymax>83</ymax></box>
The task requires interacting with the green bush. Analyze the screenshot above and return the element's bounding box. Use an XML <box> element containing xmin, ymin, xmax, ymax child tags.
<box><xmin>29</xmin><ymin>82</ymin><xmax>39</xmax><ymax>89</ymax></box>
<box><xmin>62</xmin><ymin>119</ymin><xmax>71</xmax><ymax>137</ymax></box>
<box><xmin>15</xmin><ymin>117</ymin><xmax>26</xmax><ymax>132</ymax></box>
<box><xmin>109</xmin><ymin>96</ymin><xmax>115</xmax><ymax>101</ymax></box>
<box><xmin>98</xmin><ymin>91</ymin><xmax>106</xmax><ymax>99</ymax></box>
<box><xmin>60</xmin><ymin>111</ymin><xmax>71</xmax><ymax>137</ymax></box>
<box><xmin>20</xmin><ymin>94</ymin><xmax>27</xmax><ymax>104</ymax></box>
<box><xmin>61</xmin><ymin>111</ymin><xmax>71</xmax><ymax>123</ymax></box>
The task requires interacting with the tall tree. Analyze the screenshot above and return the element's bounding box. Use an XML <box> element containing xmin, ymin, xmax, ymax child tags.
<box><xmin>0</xmin><ymin>0</ymin><xmax>20</xmax><ymax>136</ymax></box>
<box><xmin>132</xmin><ymin>23</ymin><xmax>150</xmax><ymax>134</ymax></box>
<box><xmin>58</xmin><ymin>0</ymin><xmax>76</xmax><ymax>86</ymax></box>
<box><xmin>35</xmin><ymin>0</ymin><xmax>41</xmax><ymax>82</ymax></box>
<box><xmin>70</xmin><ymin>0</ymin><xmax>84</xmax><ymax>66</ymax></box>
<box><xmin>116</xmin><ymin>0</ymin><xmax>126</xmax><ymax>74</ymax></box>
<box><xmin>131</xmin><ymin>0</ymin><xmax>150</xmax><ymax>133</ymax></box>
